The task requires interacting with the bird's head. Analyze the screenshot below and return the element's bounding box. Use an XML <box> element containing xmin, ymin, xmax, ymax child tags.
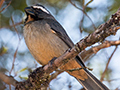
<box><xmin>24</xmin><ymin>4</ymin><xmax>54</xmax><ymax>24</ymax></box>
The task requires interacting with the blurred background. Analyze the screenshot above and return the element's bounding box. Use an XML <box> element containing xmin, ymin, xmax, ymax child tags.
<box><xmin>0</xmin><ymin>0</ymin><xmax>120</xmax><ymax>90</ymax></box>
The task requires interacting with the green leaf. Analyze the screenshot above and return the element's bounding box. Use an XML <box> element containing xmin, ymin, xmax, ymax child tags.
<box><xmin>19</xmin><ymin>75</ymin><xmax>28</xmax><ymax>80</ymax></box>
<box><xmin>85</xmin><ymin>0</ymin><xmax>93</xmax><ymax>7</ymax></box>
<box><xmin>0</xmin><ymin>46</ymin><xmax>8</xmax><ymax>55</ymax></box>
<box><xmin>19</xmin><ymin>67</ymin><xmax>28</xmax><ymax>72</ymax></box>
<box><xmin>85</xmin><ymin>7</ymin><xmax>92</xmax><ymax>12</ymax></box>
<box><xmin>2</xmin><ymin>47</ymin><xmax>8</xmax><ymax>53</ymax></box>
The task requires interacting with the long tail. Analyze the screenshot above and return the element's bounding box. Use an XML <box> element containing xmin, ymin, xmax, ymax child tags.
<box><xmin>77</xmin><ymin>69</ymin><xmax>109</xmax><ymax>90</ymax></box>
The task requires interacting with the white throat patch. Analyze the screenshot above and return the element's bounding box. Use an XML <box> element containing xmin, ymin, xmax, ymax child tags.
<box><xmin>33</xmin><ymin>6</ymin><xmax>49</xmax><ymax>14</ymax></box>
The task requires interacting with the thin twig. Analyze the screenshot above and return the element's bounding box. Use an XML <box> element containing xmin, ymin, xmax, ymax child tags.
<box><xmin>79</xmin><ymin>1</ymin><xmax>85</xmax><ymax>35</ymax></box>
<box><xmin>0</xmin><ymin>21</ymin><xmax>23</xmax><ymax>29</ymax></box>
<box><xmin>9</xmin><ymin>17</ymin><xmax>21</xmax><ymax>75</ymax></box>
<box><xmin>106</xmin><ymin>78</ymin><xmax>120</xmax><ymax>82</ymax></box>
<box><xmin>9</xmin><ymin>41</ymin><xmax>21</xmax><ymax>75</ymax></box>
<box><xmin>79</xmin><ymin>0</ymin><xmax>93</xmax><ymax>36</ymax></box>
<box><xmin>0</xmin><ymin>0</ymin><xmax>4</xmax><ymax>9</ymax></box>
<box><xmin>69</xmin><ymin>0</ymin><xmax>96</xmax><ymax>30</ymax></box>
<box><xmin>0</xmin><ymin>0</ymin><xmax>12</xmax><ymax>13</ymax></box>
<box><xmin>100</xmin><ymin>46</ymin><xmax>118</xmax><ymax>82</ymax></box>
<box><xmin>11</xmin><ymin>17</ymin><xmax>21</xmax><ymax>40</ymax></box>
<box><xmin>9</xmin><ymin>85</ymin><xmax>11</xmax><ymax>90</ymax></box>
<box><xmin>79</xmin><ymin>13</ymin><xmax>84</xmax><ymax>34</ymax></box>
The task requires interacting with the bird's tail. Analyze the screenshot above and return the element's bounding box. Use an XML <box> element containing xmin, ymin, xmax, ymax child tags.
<box><xmin>77</xmin><ymin>69</ymin><xmax>109</xmax><ymax>90</ymax></box>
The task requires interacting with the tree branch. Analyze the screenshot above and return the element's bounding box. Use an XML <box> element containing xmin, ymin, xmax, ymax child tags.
<box><xmin>0</xmin><ymin>72</ymin><xmax>18</xmax><ymax>86</ymax></box>
<box><xmin>80</xmin><ymin>39</ymin><xmax>120</xmax><ymax>62</ymax></box>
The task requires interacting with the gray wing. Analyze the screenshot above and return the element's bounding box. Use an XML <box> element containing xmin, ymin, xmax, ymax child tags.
<box><xmin>45</xmin><ymin>19</ymin><xmax>74</xmax><ymax>48</ymax></box>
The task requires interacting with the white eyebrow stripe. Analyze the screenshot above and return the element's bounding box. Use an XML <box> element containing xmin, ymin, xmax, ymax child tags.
<box><xmin>33</xmin><ymin>6</ymin><xmax>49</xmax><ymax>14</ymax></box>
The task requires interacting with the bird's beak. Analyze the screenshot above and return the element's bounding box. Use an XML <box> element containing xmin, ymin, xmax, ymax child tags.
<box><xmin>24</xmin><ymin>7</ymin><xmax>35</xmax><ymax>16</ymax></box>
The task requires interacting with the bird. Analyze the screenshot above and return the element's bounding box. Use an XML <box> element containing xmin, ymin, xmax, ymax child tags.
<box><xmin>23</xmin><ymin>4</ymin><xmax>109</xmax><ymax>90</ymax></box>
